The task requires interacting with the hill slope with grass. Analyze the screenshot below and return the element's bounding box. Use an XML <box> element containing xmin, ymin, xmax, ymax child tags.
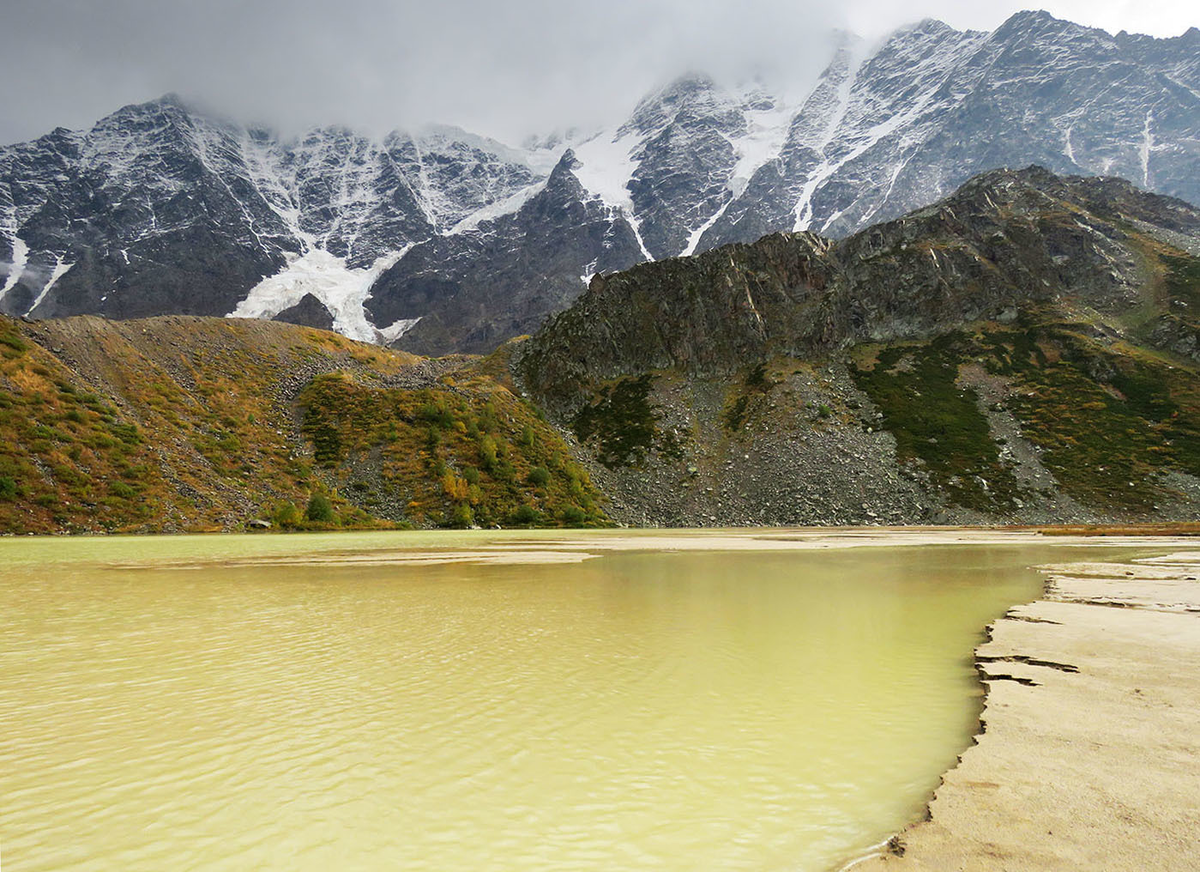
<box><xmin>0</xmin><ymin>316</ymin><xmax>606</xmax><ymax>534</ymax></box>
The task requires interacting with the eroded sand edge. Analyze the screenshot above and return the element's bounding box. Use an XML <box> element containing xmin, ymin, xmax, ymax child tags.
<box><xmin>849</xmin><ymin>552</ymin><xmax>1200</xmax><ymax>871</ymax></box>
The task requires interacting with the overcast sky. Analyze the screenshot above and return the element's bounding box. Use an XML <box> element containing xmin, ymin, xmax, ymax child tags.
<box><xmin>2</xmin><ymin>0</ymin><xmax>1196</xmax><ymax>147</ymax></box>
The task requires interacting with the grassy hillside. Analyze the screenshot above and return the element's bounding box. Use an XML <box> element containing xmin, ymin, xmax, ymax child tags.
<box><xmin>0</xmin><ymin>316</ymin><xmax>606</xmax><ymax>534</ymax></box>
<box><xmin>298</xmin><ymin>351</ymin><xmax>606</xmax><ymax>529</ymax></box>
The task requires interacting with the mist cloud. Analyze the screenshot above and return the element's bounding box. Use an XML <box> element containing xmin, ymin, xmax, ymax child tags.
<box><xmin>2</xmin><ymin>0</ymin><xmax>1195</xmax><ymax>147</ymax></box>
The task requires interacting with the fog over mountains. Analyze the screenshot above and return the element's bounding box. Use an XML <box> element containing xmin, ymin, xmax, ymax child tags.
<box><xmin>2</xmin><ymin>10</ymin><xmax>1198</xmax><ymax>354</ymax></box>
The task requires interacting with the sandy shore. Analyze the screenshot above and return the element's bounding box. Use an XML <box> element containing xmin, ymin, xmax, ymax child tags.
<box><xmin>850</xmin><ymin>551</ymin><xmax>1200</xmax><ymax>871</ymax></box>
<box><xmin>90</xmin><ymin>527</ymin><xmax>1200</xmax><ymax>571</ymax></box>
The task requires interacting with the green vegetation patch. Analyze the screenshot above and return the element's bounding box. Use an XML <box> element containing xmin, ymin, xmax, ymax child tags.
<box><xmin>0</xmin><ymin>322</ymin><xmax>165</xmax><ymax>532</ymax></box>
<box><xmin>853</xmin><ymin>312</ymin><xmax>1200</xmax><ymax>516</ymax></box>
<box><xmin>573</xmin><ymin>374</ymin><xmax>679</xmax><ymax>468</ymax></box>
<box><xmin>1161</xmin><ymin>252</ymin><xmax>1200</xmax><ymax>311</ymax></box>
<box><xmin>851</xmin><ymin>333</ymin><xmax>1021</xmax><ymax>512</ymax></box>
<box><xmin>300</xmin><ymin>373</ymin><xmax>607</xmax><ymax>528</ymax></box>
<box><xmin>722</xmin><ymin>363</ymin><xmax>776</xmax><ymax>433</ymax></box>
<box><xmin>976</xmin><ymin>322</ymin><xmax>1200</xmax><ymax>513</ymax></box>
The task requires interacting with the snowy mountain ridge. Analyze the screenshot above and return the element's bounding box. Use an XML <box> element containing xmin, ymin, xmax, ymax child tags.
<box><xmin>2</xmin><ymin>10</ymin><xmax>1198</xmax><ymax>353</ymax></box>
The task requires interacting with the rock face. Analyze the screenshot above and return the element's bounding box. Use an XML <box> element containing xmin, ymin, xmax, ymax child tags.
<box><xmin>697</xmin><ymin>14</ymin><xmax>1200</xmax><ymax>246</ymax></box>
<box><xmin>272</xmin><ymin>293</ymin><xmax>334</xmax><ymax>330</ymax></box>
<box><xmin>0</xmin><ymin>98</ymin><xmax>545</xmax><ymax>331</ymax></box>
<box><xmin>520</xmin><ymin>167</ymin><xmax>1200</xmax><ymax>397</ymax></box>
<box><xmin>364</xmin><ymin>152</ymin><xmax>645</xmax><ymax>355</ymax></box>
<box><xmin>1</xmin><ymin>12</ymin><xmax>1198</xmax><ymax>354</ymax></box>
<box><xmin>517</xmin><ymin>167</ymin><xmax>1200</xmax><ymax>527</ymax></box>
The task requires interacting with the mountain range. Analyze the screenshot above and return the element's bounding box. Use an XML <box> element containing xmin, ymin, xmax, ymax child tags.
<box><xmin>4</xmin><ymin>164</ymin><xmax>1200</xmax><ymax>532</ymax></box>
<box><xmin>1</xmin><ymin>10</ymin><xmax>1198</xmax><ymax>355</ymax></box>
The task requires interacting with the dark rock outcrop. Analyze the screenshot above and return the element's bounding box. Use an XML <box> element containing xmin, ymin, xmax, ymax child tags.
<box><xmin>273</xmin><ymin>293</ymin><xmax>334</xmax><ymax>330</ymax></box>
<box><xmin>369</xmin><ymin>151</ymin><xmax>645</xmax><ymax>355</ymax></box>
<box><xmin>520</xmin><ymin>167</ymin><xmax>1200</xmax><ymax>406</ymax></box>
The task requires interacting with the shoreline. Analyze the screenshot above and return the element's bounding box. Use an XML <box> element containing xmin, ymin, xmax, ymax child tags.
<box><xmin>5</xmin><ymin>525</ymin><xmax>1196</xmax><ymax>571</ymax></box>
<box><xmin>847</xmin><ymin>550</ymin><xmax>1200</xmax><ymax>871</ymax></box>
<box><xmin>6</xmin><ymin>521</ymin><xmax>1200</xmax><ymax>539</ymax></box>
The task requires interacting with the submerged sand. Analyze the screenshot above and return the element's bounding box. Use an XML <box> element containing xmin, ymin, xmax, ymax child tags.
<box><xmin>88</xmin><ymin>526</ymin><xmax>1200</xmax><ymax>571</ymax></box>
<box><xmin>851</xmin><ymin>552</ymin><xmax>1200</xmax><ymax>871</ymax></box>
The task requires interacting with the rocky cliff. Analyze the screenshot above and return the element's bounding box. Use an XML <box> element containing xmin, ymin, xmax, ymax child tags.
<box><xmin>517</xmin><ymin>167</ymin><xmax>1200</xmax><ymax>526</ymax></box>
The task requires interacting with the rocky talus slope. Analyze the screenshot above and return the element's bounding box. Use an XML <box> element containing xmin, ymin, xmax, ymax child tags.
<box><xmin>518</xmin><ymin>167</ymin><xmax>1200</xmax><ymax>527</ymax></box>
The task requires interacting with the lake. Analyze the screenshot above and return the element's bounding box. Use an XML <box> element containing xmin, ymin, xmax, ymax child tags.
<box><xmin>0</xmin><ymin>529</ymin><xmax>1146</xmax><ymax>870</ymax></box>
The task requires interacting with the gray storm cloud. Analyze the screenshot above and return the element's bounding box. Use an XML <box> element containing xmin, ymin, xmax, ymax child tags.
<box><xmin>1</xmin><ymin>0</ymin><xmax>1196</xmax><ymax>146</ymax></box>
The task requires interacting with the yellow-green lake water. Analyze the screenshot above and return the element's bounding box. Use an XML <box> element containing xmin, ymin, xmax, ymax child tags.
<box><xmin>0</xmin><ymin>530</ymin><xmax>1141</xmax><ymax>870</ymax></box>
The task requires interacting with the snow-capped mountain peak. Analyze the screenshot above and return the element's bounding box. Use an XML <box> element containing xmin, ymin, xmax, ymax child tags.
<box><xmin>2</xmin><ymin>10</ymin><xmax>1197</xmax><ymax>359</ymax></box>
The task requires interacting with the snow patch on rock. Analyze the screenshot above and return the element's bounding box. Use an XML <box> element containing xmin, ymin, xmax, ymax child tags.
<box><xmin>1</xmin><ymin>234</ymin><xmax>28</xmax><ymax>303</ymax></box>
<box><xmin>572</xmin><ymin>131</ymin><xmax>653</xmax><ymax>259</ymax></box>
<box><xmin>448</xmin><ymin>180</ymin><xmax>545</xmax><ymax>235</ymax></box>
<box><xmin>28</xmin><ymin>255</ymin><xmax>74</xmax><ymax>316</ymax></box>
<box><xmin>229</xmin><ymin>247</ymin><xmax>411</xmax><ymax>344</ymax></box>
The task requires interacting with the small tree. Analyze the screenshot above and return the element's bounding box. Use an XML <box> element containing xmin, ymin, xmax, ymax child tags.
<box><xmin>272</xmin><ymin>501</ymin><xmax>302</xmax><ymax>528</ymax></box>
<box><xmin>510</xmin><ymin>504</ymin><xmax>540</xmax><ymax>526</ymax></box>
<box><xmin>526</xmin><ymin>466</ymin><xmax>551</xmax><ymax>487</ymax></box>
<box><xmin>479</xmin><ymin>435</ymin><xmax>498</xmax><ymax>471</ymax></box>
<box><xmin>306</xmin><ymin>493</ymin><xmax>335</xmax><ymax>523</ymax></box>
<box><xmin>451</xmin><ymin>502</ymin><xmax>475</xmax><ymax>528</ymax></box>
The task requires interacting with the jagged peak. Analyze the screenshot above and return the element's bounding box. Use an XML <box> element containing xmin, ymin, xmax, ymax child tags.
<box><xmin>901</xmin><ymin>18</ymin><xmax>965</xmax><ymax>38</ymax></box>
<box><xmin>1117</xmin><ymin>24</ymin><xmax>1200</xmax><ymax>43</ymax></box>
<box><xmin>620</xmin><ymin>72</ymin><xmax>727</xmax><ymax>137</ymax></box>
<box><xmin>106</xmin><ymin>93</ymin><xmax>202</xmax><ymax>122</ymax></box>
<box><xmin>1003</xmin><ymin>9</ymin><xmax>1058</xmax><ymax>27</ymax></box>
<box><xmin>992</xmin><ymin>9</ymin><xmax>1112</xmax><ymax>43</ymax></box>
<box><xmin>540</xmin><ymin>148</ymin><xmax>586</xmax><ymax>196</ymax></box>
<box><xmin>154</xmin><ymin>92</ymin><xmax>191</xmax><ymax>111</ymax></box>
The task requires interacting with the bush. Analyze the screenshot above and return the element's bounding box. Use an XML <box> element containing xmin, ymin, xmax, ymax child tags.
<box><xmin>306</xmin><ymin>493</ymin><xmax>336</xmax><ymax>523</ymax></box>
<box><xmin>510</xmin><ymin>504</ymin><xmax>541</xmax><ymax>526</ymax></box>
<box><xmin>526</xmin><ymin>466</ymin><xmax>551</xmax><ymax>487</ymax></box>
<box><xmin>560</xmin><ymin>505</ymin><xmax>586</xmax><ymax>525</ymax></box>
<box><xmin>273</xmin><ymin>502</ymin><xmax>302</xmax><ymax>527</ymax></box>
<box><xmin>109</xmin><ymin>481</ymin><xmax>137</xmax><ymax>499</ymax></box>
<box><xmin>0</xmin><ymin>476</ymin><xmax>17</xmax><ymax>500</ymax></box>
<box><xmin>450</xmin><ymin>502</ymin><xmax>475</xmax><ymax>528</ymax></box>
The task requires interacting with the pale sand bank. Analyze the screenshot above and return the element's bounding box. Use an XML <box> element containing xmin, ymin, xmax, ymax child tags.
<box><xmin>101</xmin><ymin>528</ymin><xmax>1200</xmax><ymax>571</ymax></box>
<box><xmin>850</xmin><ymin>554</ymin><xmax>1200</xmax><ymax>871</ymax></box>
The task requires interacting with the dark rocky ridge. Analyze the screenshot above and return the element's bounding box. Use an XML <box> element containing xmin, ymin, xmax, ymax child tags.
<box><xmin>517</xmin><ymin>167</ymin><xmax>1200</xmax><ymax>527</ymax></box>
<box><xmin>520</xmin><ymin>167</ymin><xmax>1200</xmax><ymax>401</ymax></box>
